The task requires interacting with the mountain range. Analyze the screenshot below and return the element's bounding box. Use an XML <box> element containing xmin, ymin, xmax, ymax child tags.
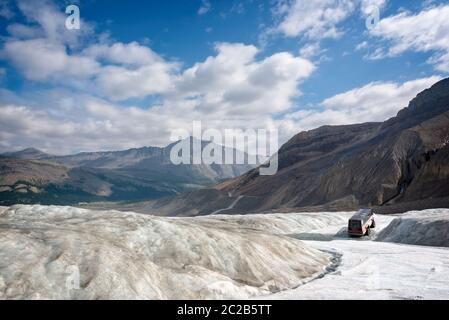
<box><xmin>138</xmin><ymin>77</ymin><xmax>449</xmax><ymax>216</ymax></box>
<box><xmin>0</xmin><ymin>139</ymin><xmax>254</xmax><ymax>206</ymax></box>
<box><xmin>2</xmin><ymin>78</ymin><xmax>449</xmax><ymax>214</ymax></box>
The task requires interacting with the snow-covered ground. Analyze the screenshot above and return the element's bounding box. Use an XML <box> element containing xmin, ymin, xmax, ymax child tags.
<box><xmin>1</xmin><ymin>205</ymin><xmax>448</xmax><ymax>300</ymax></box>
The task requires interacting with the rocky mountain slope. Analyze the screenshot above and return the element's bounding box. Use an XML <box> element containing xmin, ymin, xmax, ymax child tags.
<box><xmin>151</xmin><ymin>78</ymin><xmax>449</xmax><ymax>216</ymax></box>
<box><xmin>0</xmin><ymin>139</ymin><xmax>254</xmax><ymax>206</ymax></box>
<box><xmin>224</xmin><ymin>78</ymin><xmax>449</xmax><ymax>213</ymax></box>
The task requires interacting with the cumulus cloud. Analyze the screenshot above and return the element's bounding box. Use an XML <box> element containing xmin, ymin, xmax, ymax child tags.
<box><xmin>83</xmin><ymin>42</ymin><xmax>166</xmax><ymax>67</ymax></box>
<box><xmin>0</xmin><ymin>75</ymin><xmax>440</xmax><ymax>155</ymax></box>
<box><xmin>0</xmin><ymin>0</ymin><xmax>441</xmax><ymax>156</ymax></box>
<box><xmin>3</xmin><ymin>37</ymin><xmax>178</xmax><ymax>101</ymax></box>
<box><xmin>360</xmin><ymin>0</ymin><xmax>387</xmax><ymax>16</ymax></box>
<box><xmin>367</xmin><ymin>5</ymin><xmax>449</xmax><ymax>72</ymax></box>
<box><xmin>172</xmin><ymin>43</ymin><xmax>315</xmax><ymax>116</ymax></box>
<box><xmin>80</xmin><ymin>42</ymin><xmax>179</xmax><ymax>100</ymax></box>
<box><xmin>1</xmin><ymin>2</ymin><xmax>178</xmax><ymax>100</ymax></box>
<box><xmin>0</xmin><ymin>99</ymin><xmax>177</xmax><ymax>154</ymax></box>
<box><xmin>281</xmin><ymin>76</ymin><xmax>442</xmax><ymax>136</ymax></box>
<box><xmin>3</xmin><ymin>39</ymin><xmax>100</xmax><ymax>81</ymax></box>
<box><xmin>299</xmin><ymin>43</ymin><xmax>324</xmax><ymax>58</ymax></box>
<box><xmin>269</xmin><ymin>0</ymin><xmax>388</xmax><ymax>62</ymax></box>
<box><xmin>12</xmin><ymin>0</ymin><xmax>92</xmax><ymax>46</ymax></box>
<box><xmin>274</xmin><ymin>0</ymin><xmax>357</xmax><ymax>39</ymax></box>
<box><xmin>95</xmin><ymin>65</ymin><xmax>175</xmax><ymax>101</ymax></box>
<box><xmin>1</xmin><ymin>0</ymin><xmax>98</xmax><ymax>82</ymax></box>
<box><xmin>0</xmin><ymin>0</ymin><xmax>317</xmax><ymax>153</ymax></box>
<box><xmin>271</xmin><ymin>0</ymin><xmax>388</xmax><ymax>41</ymax></box>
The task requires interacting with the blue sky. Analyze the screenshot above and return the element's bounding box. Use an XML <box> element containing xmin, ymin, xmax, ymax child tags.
<box><xmin>0</xmin><ymin>0</ymin><xmax>448</xmax><ymax>154</ymax></box>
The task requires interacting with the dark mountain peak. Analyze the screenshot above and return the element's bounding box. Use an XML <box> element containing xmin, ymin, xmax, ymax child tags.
<box><xmin>404</xmin><ymin>77</ymin><xmax>449</xmax><ymax>113</ymax></box>
<box><xmin>382</xmin><ymin>77</ymin><xmax>449</xmax><ymax>131</ymax></box>
<box><xmin>177</xmin><ymin>77</ymin><xmax>449</xmax><ymax>215</ymax></box>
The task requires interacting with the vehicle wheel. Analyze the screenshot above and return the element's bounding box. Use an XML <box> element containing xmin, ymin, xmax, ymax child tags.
<box><xmin>365</xmin><ymin>228</ymin><xmax>371</xmax><ymax>236</ymax></box>
<box><xmin>371</xmin><ymin>220</ymin><xmax>376</xmax><ymax>228</ymax></box>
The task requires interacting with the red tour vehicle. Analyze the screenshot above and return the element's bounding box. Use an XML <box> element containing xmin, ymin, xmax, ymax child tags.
<box><xmin>348</xmin><ymin>209</ymin><xmax>376</xmax><ymax>237</ymax></box>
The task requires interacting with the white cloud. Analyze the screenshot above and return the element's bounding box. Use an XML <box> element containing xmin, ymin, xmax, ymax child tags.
<box><xmin>14</xmin><ymin>0</ymin><xmax>93</xmax><ymax>46</ymax></box>
<box><xmin>1</xmin><ymin>0</ymin><xmax>99</xmax><ymax>83</ymax></box>
<box><xmin>1</xmin><ymin>75</ymin><xmax>439</xmax><ymax>155</ymax></box>
<box><xmin>96</xmin><ymin>63</ymin><xmax>176</xmax><ymax>101</ymax></box>
<box><xmin>3</xmin><ymin>0</ymin><xmax>441</xmax><ymax>156</ymax></box>
<box><xmin>0</xmin><ymin>37</ymin><xmax>316</xmax><ymax>152</ymax></box>
<box><xmin>0</xmin><ymin>0</ymin><xmax>317</xmax><ymax>151</ymax></box>
<box><xmin>270</xmin><ymin>0</ymin><xmax>389</xmax><ymax>62</ymax></box>
<box><xmin>360</xmin><ymin>0</ymin><xmax>387</xmax><ymax>16</ymax></box>
<box><xmin>198</xmin><ymin>0</ymin><xmax>211</xmax><ymax>15</ymax></box>
<box><xmin>3</xmin><ymin>38</ymin><xmax>178</xmax><ymax>100</ymax></box>
<box><xmin>2</xmin><ymin>7</ymin><xmax>178</xmax><ymax>99</ymax></box>
<box><xmin>83</xmin><ymin>42</ymin><xmax>166</xmax><ymax>67</ymax></box>
<box><xmin>6</xmin><ymin>23</ymin><xmax>41</xmax><ymax>39</ymax></box>
<box><xmin>281</xmin><ymin>76</ymin><xmax>442</xmax><ymax>136</ymax></box>
<box><xmin>0</xmin><ymin>99</ymin><xmax>177</xmax><ymax>154</ymax></box>
<box><xmin>367</xmin><ymin>5</ymin><xmax>449</xmax><ymax>72</ymax></box>
<box><xmin>3</xmin><ymin>39</ymin><xmax>100</xmax><ymax>81</ymax></box>
<box><xmin>273</xmin><ymin>0</ymin><xmax>357</xmax><ymax>39</ymax></box>
<box><xmin>299</xmin><ymin>43</ymin><xmax>324</xmax><ymax>58</ymax></box>
<box><xmin>172</xmin><ymin>43</ymin><xmax>315</xmax><ymax>116</ymax></box>
<box><xmin>321</xmin><ymin>76</ymin><xmax>441</xmax><ymax>116</ymax></box>
<box><xmin>355</xmin><ymin>41</ymin><xmax>369</xmax><ymax>51</ymax></box>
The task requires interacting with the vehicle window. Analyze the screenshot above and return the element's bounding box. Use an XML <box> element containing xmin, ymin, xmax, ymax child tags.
<box><xmin>349</xmin><ymin>220</ymin><xmax>361</xmax><ymax>228</ymax></box>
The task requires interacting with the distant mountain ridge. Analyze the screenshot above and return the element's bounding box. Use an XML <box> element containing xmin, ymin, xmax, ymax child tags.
<box><xmin>2</xmin><ymin>148</ymin><xmax>50</xmax><ymax>160</ymax></box>
<box><xmin>144</xmin><ymin>77</ymin><xmax>449</xmax><ymax>216</ymax></box>
<box><xmin>0</xmin><ymin>139</ymin><xmax>255</xmax><ymax>206</ymax></box>
<box><xmin>3</xmin><ymin>79</ymin><xmax>449</xmax><ymax>213</ymax></box>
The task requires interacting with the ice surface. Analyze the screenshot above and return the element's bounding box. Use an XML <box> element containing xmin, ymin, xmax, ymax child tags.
<box><xmin>2</xmin><ymin>206</ymin><xmax>448</xmax><ymax>300</ymax></box>
<box><xmin>264</xmin><ymin>240</ymin><xmax>449</xmax><ymax>300</ymax></box>
<box><xmin>376</xmin><ymin>209</ymin><xmax>449</xmax><ymax>247</ymax></box>
<box><xmin>0</xmin><ymin>205</ymin><xmax>331</xmax><ymax>300</ymax></box>
<box><xmin>265</xmin><ymin>209</ymin><xmax>449</xmax><ymax>300</ymax></box>
<box><xmin>197</xmin><ymin>212</ymin><xmax>351</xmax><ymax>235</ymax></box>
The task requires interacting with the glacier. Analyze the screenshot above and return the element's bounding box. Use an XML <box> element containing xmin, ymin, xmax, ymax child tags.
<box><xmin>0</xmin><ymin>205</ymin><xmax>333</xmax><ymax>300</ymax></box>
